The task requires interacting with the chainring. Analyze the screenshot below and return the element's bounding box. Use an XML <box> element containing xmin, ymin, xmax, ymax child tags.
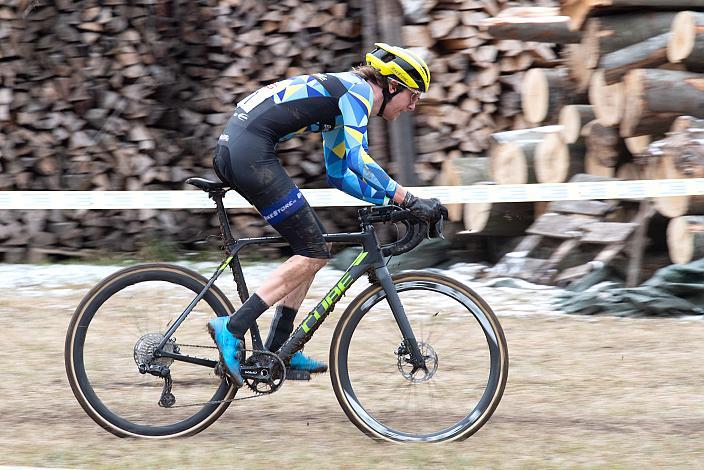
<box><xmin>242</xmin><ymin>350</ymin><xmax>286</xmax><ymax>394</ymax></box>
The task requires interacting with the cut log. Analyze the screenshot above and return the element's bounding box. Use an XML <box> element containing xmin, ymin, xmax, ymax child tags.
<box><xmin>655</xmin><ymin>195</ymin><xmax>704</xmax><ymax>218</ymax></box>
<box><xmin>462</xmin><ymin>200</ymin><xmax>534</xmax><ymax>236</ymax></box>
<box><xmin>588</xmin><ymin>70</ymin><xmax>625</xmax><ymax>127</ymax></box>
<box><xmin>481</xmin><ymin>15</ymin><xmax>581</xmax><ymax>44</ymax></box>
<box><xmin>667</xmin><ymin>11</ymin><xmax>704</xmax><ymax>69</ymax></box>
<box><xmin>624</xmin><ymin>135</ymin><xmax>652</xmax><ymax>156</ymax></box>
<box><xmin>558</xmin><ymin>104</ymin><xmax>595</xmax><ymax>144</ymax></box>
<box><xmin>600</xmin><ymin>33</ymin><xmax>671</xmax><ymax>85</ymax></box>
<box><xmin>521</xmin><ymin>68</ymin><xmax>581</xmax><ymax>125</ymax></box>
<box><xmin>670</xmin><ymin>115</ymin><xmax>704</xmax><ymax>132</ymax></box>
<box><xmin>489</xmin><ymin>125</ymin><xmax>564</xmax><ymax>146</ymax></box>
<box><xmin>667</xmin><ymin>215</ymin><xmax>704</xmax><ymax>264</ymax></box>
<box><xmin>584</xmin><ymin>120</ymin><xmax>631</xmax><ymax>169</ymax></box>
<box><xmin>621</xmin><ymin>69</ymin><xmax>704</xmax><ymax>137</ymax></box>
<box><xmin>560</xmin><ymin>1</ymin><xmax>703</xmax><ymax>31</ymax></box>
<box><xmin>440</xmin><ymin>156</ymin><xmax>490</xmax><ymax>221</ymax></box>
<box><xmin>565</xmin><ymin>43</ymin><xmax>594</xmax><ymax>93</ymax></box>
<box><xmin>616</xmin><ymin>162</ymin><xmax>643</xmax><ymax>180</ymax></box>
<box><xmin>489</xmin><ymin>139</ymin><xmax>540</xmax><ymax>184</ymax></box>
<box><xmin>535</xmin><ymin>132</ymin><xmax>586</xmax><ymax>183</ymax></box>
<box><xmin>580</xmin><ymin>13</ymin><xmax>678</xmax><ymax>68</ymax></box>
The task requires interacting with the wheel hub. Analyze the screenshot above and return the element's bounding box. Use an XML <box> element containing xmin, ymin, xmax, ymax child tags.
<box><xmin>397</xmin><ymin>341</ymin><xmax>438</xmax><ymax>383</ymax></box>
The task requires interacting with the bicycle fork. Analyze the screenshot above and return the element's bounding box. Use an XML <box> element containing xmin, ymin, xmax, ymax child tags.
<box><xmin>373</xmin><ymin>266</ymin><xmax>427</xmax><ymax>370</ymax></box>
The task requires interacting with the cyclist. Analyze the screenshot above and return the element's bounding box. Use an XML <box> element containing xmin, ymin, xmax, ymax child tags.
<box><xmin>208</xmin><ymin>43</ymin><xmax>448</xmax><ymax>387</ymax></box>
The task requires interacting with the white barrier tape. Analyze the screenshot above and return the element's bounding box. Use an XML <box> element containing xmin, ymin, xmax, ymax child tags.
<box><xmin>1</xmin><ymin>179</ymin><xmax>704</xmax><ymax>209</ymax></box>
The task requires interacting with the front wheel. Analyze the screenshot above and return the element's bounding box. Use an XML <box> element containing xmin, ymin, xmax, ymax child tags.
<box><xmin>330</xmin><ymin>271</ymin><xmax>508</xmax><ymax>442</ymax></box>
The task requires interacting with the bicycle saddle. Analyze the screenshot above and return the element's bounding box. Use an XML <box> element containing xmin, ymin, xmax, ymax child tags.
<box><xmin>186</xmin><ymin>177</ymin><xmax>228</xmax><ymax>192</ymax></box>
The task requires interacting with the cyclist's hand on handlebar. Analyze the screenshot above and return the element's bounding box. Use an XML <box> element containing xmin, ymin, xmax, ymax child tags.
<box><xmin>401</xmin><ymin>193</ymin><xmax>447</xmax><ymax>223</ymax></box>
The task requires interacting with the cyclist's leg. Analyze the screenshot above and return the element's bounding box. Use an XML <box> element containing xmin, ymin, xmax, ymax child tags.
<box><xmin>212</xmin><ymin>126</ymin><xmax>331</xmax><ymax>338</ymax></box>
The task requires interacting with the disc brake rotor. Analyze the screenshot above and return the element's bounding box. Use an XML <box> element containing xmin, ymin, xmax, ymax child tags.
<box><xmin>397</xmin><ymin>341</ymin><xmax>438</xmax><ymax>383</ymax></box>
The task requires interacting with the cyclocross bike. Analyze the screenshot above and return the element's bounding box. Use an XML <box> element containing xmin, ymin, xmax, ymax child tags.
<box><xmin>65</xmin><ymin>177</ymin><xmax>508</xmax><ymax>443</ymax></box>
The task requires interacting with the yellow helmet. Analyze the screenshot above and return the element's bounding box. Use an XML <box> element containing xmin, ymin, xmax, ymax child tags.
<box><xmin>365</xmin><ymin>43</ymin><xmax>430</xmax><ymax>93</ymax></box>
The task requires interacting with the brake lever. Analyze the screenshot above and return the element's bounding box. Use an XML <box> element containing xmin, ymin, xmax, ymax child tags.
<box><xmin>429</xmin><ymin>217</ymin><xmax>445</xmax><ymax>239</ymax></box>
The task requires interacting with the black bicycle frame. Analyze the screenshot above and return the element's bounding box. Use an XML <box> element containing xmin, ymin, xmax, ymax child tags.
<box><xmin>155</xmin><ymin>192</ymin><xmax>426</xmax><ymax>369</ymax></box>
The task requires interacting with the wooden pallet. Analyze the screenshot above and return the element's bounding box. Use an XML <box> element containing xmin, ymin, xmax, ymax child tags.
<box><xmin>486</xmin><ymin>198</ymin><xmax>654</xmax><ymax>286</ymax></box>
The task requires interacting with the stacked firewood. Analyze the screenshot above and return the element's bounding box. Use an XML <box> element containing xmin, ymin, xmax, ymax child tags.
<box><xmin>443</xmin><ymin>1</ymin><xmax>704</xmax><ymax>241</ymax></box>
<box><xmin>2</xmin><ymin>0</ymin><xmax>567</xmax><ymax>260</ymax></box>
<box><xmin>0</xmin><ymin>0</ymin><xmax>365</xmax><ymax>259</ymax></box>
<box><xmin>408</xmin><ymin>0</ymin><xmax>560</xmax><ymax>184</ymax></box>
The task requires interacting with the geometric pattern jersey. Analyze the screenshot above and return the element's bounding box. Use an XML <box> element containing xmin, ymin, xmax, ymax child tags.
<box><xmin>239</xmin><ymin>72</ymin><xmax>398</xmax><ymax>205</ymax></box>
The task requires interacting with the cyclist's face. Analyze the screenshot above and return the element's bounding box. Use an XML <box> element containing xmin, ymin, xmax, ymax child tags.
<box><xmin>383</xmin><ymin>82</ymin><xmax>420</xmax><ymax>120</ymax></box>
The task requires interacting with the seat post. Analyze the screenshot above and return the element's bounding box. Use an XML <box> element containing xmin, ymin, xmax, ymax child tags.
<box><xmin>211</xmin><ymin>190</ymin><xmax>235</xmax><ymax>248</ymax></box>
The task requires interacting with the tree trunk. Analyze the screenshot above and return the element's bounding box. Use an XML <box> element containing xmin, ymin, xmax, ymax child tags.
<box><xmin>589</xmin><ymin>70</ymin><xmax>626</xmax><ymax>127</ymax></box>
<box><xmin>521</xmin><ymin>67</ymin><xmax>582</xmax><ymax>125</ymax></box>
<box><xmin>584</xmin><ymin>120</ymin><xmax>631</xmax><ymax>169</ymax></box>
<box><xmin>621</xmin><ymin>69</ymin><xmax>704</xmax><ymax>137</ymax></box>
<box><xmin>560</xmin><ymin>1</ymin><xmax>703</xmax><ymax>31</ymax></box>
<box><xmin>489</xmin><ymin>139</ymin><xmax>540</xmax><ymax>184</ymax></box>
<box><xmin>482</xmin><ymin>15</ymin><xmax>582</xmax><ymax>44</ymax></box>
<box><xmin>667</xmin><ymin>215</ymin><xmax>704</xmax><ymax>264</ymax></box>
<box><xmin>558</xmin><ymin>104</ymin><xmax>595</xmax><ymax>144</ymax></box>
<box><xmin>600</xmin><ymin>33</ymin><xmax>671</xmax><ymax>85</ymax></box>
<box><xmin>440</xmin><ymin>156</ymin><xmax>490</xmax><ymax>221</ymax></box>
<box><xmin>463</xmin><ymin>201</ymin><xmax>534</xmax><ymax>236</ymax></box>
<box><xmin>565</xmin><ymin>43</ymin><xmax>595</xmax><ymax>93</ymax></box>
<box><xmin>581</xmin><ymin>13</ymin><xmax>678</xmax><ymax>68</ymax></box>
<box><xmin>489</xmin><ymin>125</ymin><xmax>564</xmax><ymax>146</ymax></box>
<box><xmin>535</xmin><ymin>132</ymin><xmax>586</xmax><ymax>183</ymax></box>
<box><xmin>655</xmin><ymin>195</ymin><xmax>704</xmax><ymax>218</ymax></box>
<box><xmin>624</xmin><ymin>135</ymin><xmax>652</xmax><ymax>156</ymax></box>
<box><xmin>670</xmin><ymin>115</ymin><xmax>704</xmax><ymax>132</ymax></box>
<box><xmin>668</xmin><ymin>11</ymin><xmax>704</xmax><ymax>69</ymax></box>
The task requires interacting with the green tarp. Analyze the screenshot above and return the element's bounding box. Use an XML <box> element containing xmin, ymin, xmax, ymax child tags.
<box><xmin>555</xmin><ymin>259</ymin><xmax>704</xmax><ymax>317</ymax></box>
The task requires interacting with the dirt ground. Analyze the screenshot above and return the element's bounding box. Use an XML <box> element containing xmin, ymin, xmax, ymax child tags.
<box><xmin>1</xmin><ymin>262</ymin><xmax>703</xmax><ymax>469</ymax></box>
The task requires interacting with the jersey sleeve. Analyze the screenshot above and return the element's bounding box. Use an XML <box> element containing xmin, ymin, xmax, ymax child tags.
<box><xmin>322</xmin><ymin>81</ymin><xmax>398</xmax><ymax>204</ymax></box>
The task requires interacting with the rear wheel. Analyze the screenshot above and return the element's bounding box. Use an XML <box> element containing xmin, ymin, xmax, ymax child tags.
<box><xmin>330</xmin><ymin>271</ymin><xmax>508</xmax><ymax>442</ymax></box>
<box><xmin>65</xmin><ymin>263</ymin><xmax>237</xmax><ymax>438</ymax></box>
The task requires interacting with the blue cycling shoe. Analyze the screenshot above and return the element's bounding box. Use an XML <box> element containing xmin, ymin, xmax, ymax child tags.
<box><xmin>207</xmin><ymin>316</ymin><xmax>245</xmax><ymax>387</ymax></box>
<box><xmin>289</xmin><ymin>351</ymin><xmax>328</xmax><ymax>374</ymax></box>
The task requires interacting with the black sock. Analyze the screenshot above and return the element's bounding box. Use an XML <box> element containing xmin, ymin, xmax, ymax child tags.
<box><xmin>227</xmin><ymin>293</ymin><xmax>269</xmax><ymax>338</ymax></box>
<box><xmin>265</xmin><ymin>305</ymin><xmax>297</xmax><ymax>352</ymax></box>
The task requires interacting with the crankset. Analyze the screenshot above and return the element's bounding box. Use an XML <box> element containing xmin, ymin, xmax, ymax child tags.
<box><xmin>241</xmin><ymin>350</ymin><xmax>286</xmax><ymax>394</ymax></box>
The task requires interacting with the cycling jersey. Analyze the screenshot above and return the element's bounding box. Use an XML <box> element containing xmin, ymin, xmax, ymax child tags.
<box><xmin>232</xmin><ymin>72</ymin><xmax>398</xmax><ymax>205</ymax></box>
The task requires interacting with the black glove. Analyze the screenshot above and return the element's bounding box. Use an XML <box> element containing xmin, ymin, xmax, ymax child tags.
<box><xmin>402</xmin><ymin>193</ymin><xmax>448</xmax><ymax>224</ymax></box>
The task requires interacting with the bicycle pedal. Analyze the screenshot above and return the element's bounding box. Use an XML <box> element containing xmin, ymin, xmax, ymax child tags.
<box><xmin>285</xmin><ymin>369</ymin><xmax>311</xmax><ymax>381</ymax></box>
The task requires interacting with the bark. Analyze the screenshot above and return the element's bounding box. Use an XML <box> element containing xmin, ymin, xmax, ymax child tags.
<box><xmin>600</xmin><ymin>33</ymin><xmax>671</xmax><ymax>85</ymax></box>
<box><xmin>621</xmin><ymin>69</ymin><xmax>704</xmax><ymax>137</ymax></box>
<box><xmin>667</xmin><ymin>215</ymin><xmax>704</xmax><ymax>264</ymax></box>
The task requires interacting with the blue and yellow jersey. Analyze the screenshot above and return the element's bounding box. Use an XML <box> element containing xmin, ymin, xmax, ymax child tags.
<box><xmin>234</xmin><ymin>72</ymin><xmax>398</xmax><ymax>205</ymax></box>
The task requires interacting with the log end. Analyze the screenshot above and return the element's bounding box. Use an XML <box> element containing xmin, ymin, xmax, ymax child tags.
<box><xmin>489</xmin><ymin>142</ymin><xmax>529</xmax><ymax>184</ymax></box>
<box><xmin>589</xmin><ymin>69</ymin><xmax>625</xmax><ymax>128</ymax></box>
<box><xmin>620</xmin><ymin>69</ymin><xmax>646</xmax><ymax>137</ymax></box>
<box><xmin>521</xmin><ymin>68</ymin><xmax>549</xmax><ymax>124</ymax></box>
<box><xmin>666</xmin><ymin>216</ymin><xmax>694</xmax><ymax>264</ymax></box>
<box><xmin>655</xmin><ymin>195</ymin><xmax>690</xmax><ymax>218</ymax></box>
<box><xmin>667</xmin><ymin>11</ymin><xmax>696</xmax><ymax>64</ymax></box>
<box><xmin>463</xmin><ymin>202</ymin><xmax>491</xmax><ymax>233</ymax></box>
<box><xmin>535</xmin><ymin>132</ymin><xmax>569</xmax><ymax>183</ymax></box>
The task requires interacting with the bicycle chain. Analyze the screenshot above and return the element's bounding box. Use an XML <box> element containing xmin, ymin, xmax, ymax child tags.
<box><xmin>164</xmin><ymin>346</ymin><xmax>283</xmax><ymax>408</ymax></box>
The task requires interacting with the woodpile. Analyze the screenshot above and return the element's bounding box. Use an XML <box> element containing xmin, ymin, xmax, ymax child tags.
<box><xmin>447</xmin><ymin>2</ymin><xmax>704</xmax><ymax>268</ymax></box>
<box><xmin>2</xmin><ymin>0</ymin><xmax>568</xmax><ymax>261</ymax></box>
